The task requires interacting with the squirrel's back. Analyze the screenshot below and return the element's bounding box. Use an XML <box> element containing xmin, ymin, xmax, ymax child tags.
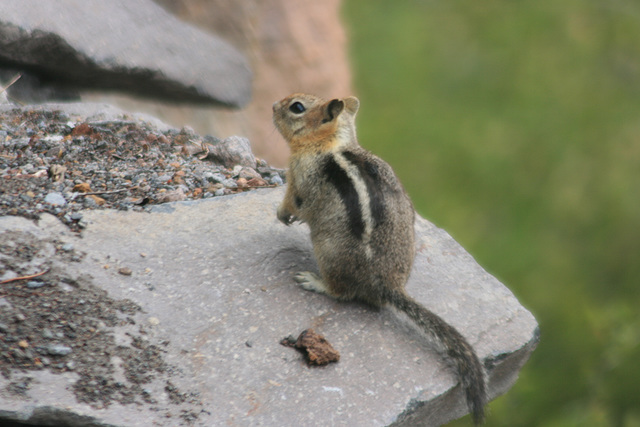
<box><xmin>294</xmin><ymin>145</ymin><xmax>415</xmax><ymax>305</ymax></box>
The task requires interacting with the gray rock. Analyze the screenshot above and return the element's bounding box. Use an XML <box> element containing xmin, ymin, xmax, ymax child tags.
<box><xmin>222</xmin><ymin>178</ymin><xmax>238</xmax><ymax>189</ymax></box>
<box><xmin>203</xmin><ymin>171</ymin><xmax>227</xmax><ymax>184</ymax></box>
<box><xmin>83</xmin><ymin>197</ymin><xmax>99</xmax><ymax>209</ymax></box>
<box><xmin>0</xmin><ymin>189</ymin><xmax>538</xmax><ymax>426</ymax></box>
<box><xmin>44</xmin><ymin>192</ymin><xmax>66</xmax><ymax>206</ymax></box>
<box><xmin>46</xmin><ymin>344</ymin><xmax>72</xmax><ymax>356</ymax></box>
<box><xmin>155</xmin><ymin>174</ymin><xmax>172</xmax><ymax>183</ymax></box>
<box><xmin>269</xmin><ymin>173</ymin><xmax>284</xmax><ymax>186</ymax></box>
<box><xmin>238</xmin><ymin>166</ymin><xmax>262</xmax><ymax>180</ymax></box>
<box><xmin>155</xmin><ymin>188</ymin><xmax>186</xmax><ymax>204</ymax></box>
<box><xmin>201</xmin><ymin>135</ymin><xmax>257</xmax><ymax>168</ymax></box>
<box><xmin>0</xmin><ymin>0</ymin><xmax>251</xmax><ymax>106</ymax></box>
<box><xmin>26</xmin><ymin>281</ymin><xmax>46</xmax><ymax>289</ymax></box>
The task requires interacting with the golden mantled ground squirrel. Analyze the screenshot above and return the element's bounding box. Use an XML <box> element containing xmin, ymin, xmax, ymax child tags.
<box><xmin>272</xmin><ymin>93</ymin><xmax>487</xmax><ymax>424</ymax></box>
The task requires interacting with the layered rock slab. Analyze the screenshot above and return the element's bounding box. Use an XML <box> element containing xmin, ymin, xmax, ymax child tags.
<box><xmin>0</xmin><ymin>188</ymin><xmax>538</xmax><ymax>426</ymax></box>
<box><xmin>0</xmin><ymin>0</ymin><xmax>251</xmax><ymax>106</ymax></box>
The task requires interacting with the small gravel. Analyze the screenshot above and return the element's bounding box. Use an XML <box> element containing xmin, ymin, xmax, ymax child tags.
<box><xmin>0</xmin><ymin>107</ymin><xmax>286</xmax><ymax>232</ymax></box>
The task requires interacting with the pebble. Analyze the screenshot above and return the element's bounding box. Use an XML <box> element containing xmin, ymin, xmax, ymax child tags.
<box><xmin>61</xmin><ymin>243</ymin><xmax>74</xmax><ymax>252</ymax></box>
<box><xmin>83</xmin><ymin>197</ymin><xmax>99</xmax><ymax>208</ymax></box>
<box><xmin>232</xmin><ymin>165</ymin><xmax>243</xmax><ymax>176</ymax></box>
<box><xmin>222</xmin><ymin>179</ymin><xmax>238</xmax><ymax>189</ymax></box>
<box><xmin>59</xmin><ymin>283</ymin><xmax>75</xmax><ymax>292</ymax></box>
<box><xmin>44</xmin><ymin>192</ymin><xmax>67</xmax><ymax>206</ymax></box>
<box><xmin>42</xmin><ymin>328</ymin><xmax>55</xmax><ymax>339</ymax></box>
<box><xmin>118</xmin><ymin>267</ymin><xmax>133</xmax><ymax>276</ymax></box>
<box><xmin>239</xmin><ymin>167</ymin><xmax>261</xmax><ymax>180</ymax></box>
<box><xmin>27</xmin><ymin>280</ymin><xmax>47</xmax><ymax>289</ymax></box>
<box><xmin>11</xmin><ymin>348</ymin><xmax>29</xmax><ymax>360</ymax></box>
<box><xmin>270</xmin><ymin>174</ymin><xmax>284</xmax><ymax>186</ymax></box>
<box><xmin>47</xmin><ymin>344</ymin><xmax>73</xmax><ymax>356</ymax></box>
<box><xmin>204</xmin><ymin>172</ymin><xmax>226</xmax><ymax>183</ymax></box>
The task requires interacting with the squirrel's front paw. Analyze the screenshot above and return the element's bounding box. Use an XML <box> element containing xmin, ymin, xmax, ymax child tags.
<box><xmin>277</xmin><ymin>206</ymin><xmax>297</xmax><ymax>225</ymax></box>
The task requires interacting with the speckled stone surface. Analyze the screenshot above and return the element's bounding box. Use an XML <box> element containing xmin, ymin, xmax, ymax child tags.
<box><xmin>0</xmin><ymin>187</ymin><xmax>538</xmax><ymax>426</ymax></box>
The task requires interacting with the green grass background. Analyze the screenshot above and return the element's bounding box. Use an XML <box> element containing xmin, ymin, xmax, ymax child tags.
<box><xmin>342</xmin><ymin>1</ymin><xmax>640</xmax><ymax>426</ymax></box>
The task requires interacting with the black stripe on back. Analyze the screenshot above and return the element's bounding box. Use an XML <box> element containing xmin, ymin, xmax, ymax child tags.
<box><xmin>342</xmin><ymin>150</ymin><xmax>386</xmax><ymax>227</ymax></box>
<box><xmin>323</xmin><ymin>155</ymin><xmax>365</xmax><ymax>239</ymax></box>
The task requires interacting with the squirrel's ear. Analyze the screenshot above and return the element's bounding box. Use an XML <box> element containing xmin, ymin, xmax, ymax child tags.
<box><xmin>343</xmin><ymin>96</ymin><xmax>360</xmax><ymax>115</ymax></box>
<box><xmin>324</xmin><ymin>99</ymin><xmax>344</xmax><ymax>123</ymax></box>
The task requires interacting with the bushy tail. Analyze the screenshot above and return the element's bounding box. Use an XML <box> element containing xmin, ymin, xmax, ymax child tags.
<box><xmin>384</xmin><ymin>288</ymin><xmax>487</xmax><ymax>424</ymax></box>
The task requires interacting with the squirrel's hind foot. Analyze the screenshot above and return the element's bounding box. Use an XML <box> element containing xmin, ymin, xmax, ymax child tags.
<box><xmin>293</xmin><ymin>271</ymin><xmax>330</xmax><ymax>294</ymax></box>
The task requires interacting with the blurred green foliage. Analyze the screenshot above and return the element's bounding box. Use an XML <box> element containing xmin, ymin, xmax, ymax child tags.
<box><xmin>342</xmin><ymin>1</ymin><xmax>640</xmax><ymax>426</ymax></box>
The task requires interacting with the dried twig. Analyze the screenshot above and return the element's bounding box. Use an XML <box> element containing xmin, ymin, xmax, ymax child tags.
<box><xmin>0</xmin><ymin>73</ymin><xmax>22</xmax><ymax>95</ymax></box>
<box><xmin>0</xmin><ymin>268</ymin><xmax>50</xmax><ymax>284</ymax></box>
<box><xmin>77</xmin><ymin>186</ymin><xmax>139</xmax><ymax>196</ymax></box>
<box><xmin>242</xmin><ymin>184</ymin><xmax>278</xmax><ymax>190</ymax></box>
<box><xmin>197</xmin><ymin>141</ymin><xmax>210</xmax><ymax>160</ymax></box>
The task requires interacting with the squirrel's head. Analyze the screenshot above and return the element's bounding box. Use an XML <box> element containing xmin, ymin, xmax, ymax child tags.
<box><xmin>272</xmin><ymin>93</ymin><xmax>360</xmax><ymax>153</ymax></box>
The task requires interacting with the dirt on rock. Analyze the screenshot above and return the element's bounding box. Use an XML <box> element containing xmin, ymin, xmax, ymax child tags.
<box><xmin>0</xmin><ymin>228</ymin><xmax>204</xmax><ymax>422</ymax></box>
<box><xmin>0</xmin><ymin>106</ymin><xmax>277</xmax><ymax>424</ymax></box>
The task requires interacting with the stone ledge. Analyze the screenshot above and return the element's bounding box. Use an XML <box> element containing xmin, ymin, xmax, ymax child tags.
<box><xmin>0</xmin><ymin>188</ymin><xmax>538</xmax><ymax>426</ymax></box>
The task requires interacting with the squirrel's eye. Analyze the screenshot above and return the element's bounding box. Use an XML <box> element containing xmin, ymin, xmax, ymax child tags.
<box><xmin>289</xmin><ymin>102</ymin><xmax>306</xmax><ymax>114</ymax></box>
